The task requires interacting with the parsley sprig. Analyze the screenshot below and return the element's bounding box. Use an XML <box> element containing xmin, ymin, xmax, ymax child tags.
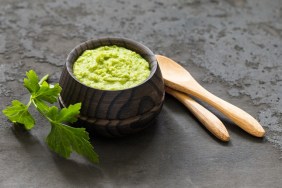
<box><xmin>2</xmin><ymin>70</ymin><xmax>99</xmax><ymax>164</ymax></box>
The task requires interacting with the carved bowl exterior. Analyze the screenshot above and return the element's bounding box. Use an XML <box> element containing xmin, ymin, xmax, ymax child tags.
<box><xmin>59</xmin><ymin>37</ymin><xmax>165</xmax><ymax>137</ymax></box>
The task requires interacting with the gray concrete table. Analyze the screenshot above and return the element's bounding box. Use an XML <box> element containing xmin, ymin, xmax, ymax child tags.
<box><xmin>1</xmin><ymin>0</ymin><xmax>282</xmax><ymax>187</ymax></box>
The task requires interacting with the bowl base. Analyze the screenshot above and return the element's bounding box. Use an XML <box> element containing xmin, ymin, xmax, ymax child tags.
<box><xmin>58</xmin><ymin>95</ymin><xmax>163</xmax><ymax>137</ymax></box>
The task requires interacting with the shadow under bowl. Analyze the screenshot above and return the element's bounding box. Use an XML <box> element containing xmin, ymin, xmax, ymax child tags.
<box><xmin>59</xmin><ymin>37</ymin><xmax>165</xmax><ymax>137</ymax></box>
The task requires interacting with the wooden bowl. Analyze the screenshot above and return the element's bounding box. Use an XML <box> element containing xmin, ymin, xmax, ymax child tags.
<box><xmin>59</xmin><ymin>37</ymin><xmax>165</xmax><ymax>137</ymax></box>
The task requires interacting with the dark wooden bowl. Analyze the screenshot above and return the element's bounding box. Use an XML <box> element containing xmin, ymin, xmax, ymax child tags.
<box><xmin>59</xmin><ymin>37</ymin><xmax>165</xmax><ymax>137</ymax></box>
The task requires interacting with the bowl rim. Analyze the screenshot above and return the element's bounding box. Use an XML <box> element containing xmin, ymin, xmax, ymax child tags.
<box><xmin>65</xmin><ymin>37</ymin><xmax>158</xmax><ymax>92</ymax></box>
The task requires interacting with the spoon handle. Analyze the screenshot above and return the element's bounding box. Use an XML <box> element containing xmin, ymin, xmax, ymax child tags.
<box><xmin>165</xmin><ymin>87</ymin><xmax>230</xmax><ymax>141</ymax></box>
<box><xmin>172</xmin><ymin>81</ymin><xmax>265</xmax><ymax>137</ymax></box>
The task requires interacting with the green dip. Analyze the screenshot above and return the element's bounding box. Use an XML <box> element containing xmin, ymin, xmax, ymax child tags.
<box><xmin>73</xmin><ymin>45</ymin><xmax>151</xmax><ymax>90</ymax></box>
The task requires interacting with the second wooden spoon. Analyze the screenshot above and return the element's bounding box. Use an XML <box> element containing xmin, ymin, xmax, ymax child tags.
<box><xmin>156</xmin><ymin>55</ymin><xmax>265</xmax><ymax>137</ymax></box>
<box><xmin>166</xmin><ymin>87</ymin><xmax>230</xmax><ymax>141</ymax></box>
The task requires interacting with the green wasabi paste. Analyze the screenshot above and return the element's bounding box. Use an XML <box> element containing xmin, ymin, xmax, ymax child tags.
<box><xmin>73</xmin><ymin>45</ymin><xmax>150</xmax><ymax>90</ymax></box>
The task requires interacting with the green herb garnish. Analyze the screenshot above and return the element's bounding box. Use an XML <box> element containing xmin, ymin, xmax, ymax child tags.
<box><xmin>2</xmin><ymin>70</ymin><xmax>99</xmax><ymax>164</ymax></box>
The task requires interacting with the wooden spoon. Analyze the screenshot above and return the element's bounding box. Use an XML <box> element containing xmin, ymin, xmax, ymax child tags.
<box><xmin>166</xmin><ymin>87</ymin><xmax>230</xmax><ymax>141</ymax></box>
<box><xmin>156</xmin><ymin>55</ymin><xmax>265</xmax><ymax>137</ymax></box>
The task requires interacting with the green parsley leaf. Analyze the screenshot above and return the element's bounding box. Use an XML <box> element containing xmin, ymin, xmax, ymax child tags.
<box><xmin>2</xmin><ymin>69</ymin><xmax>99</xmax><ymax>164</ymax></box>
<box><xmin>57</xmin><ymin>103</ymin><xmax>81</xmax><ymax>123</ymax></box>
<box><xmin>24</xmin><ymin>70</ymin><xmax>40</xmax><ymax>94</ymax></box>
<box><xmin>45</xmin><ymin>105</ymin><xmax>99</xmax><ymax>163</ymax></box>
<box><xmin>34</xmin><ymin>81</ymin><xmax>61</xmax><ymax>104</ymax></box>
<box><xmin>2</xmin><ymin>100</ymin><xmax>35</xmax><ymax>130</ymax></box>
<box><xmin>46</xmin><ymin>123</ymin><xmax>99</xmax><ymax>163</ymax></box>
<box><xmin>24</xmin><ymin>70</ymin><xmax>61</xmax><ymax>104</ymax></box>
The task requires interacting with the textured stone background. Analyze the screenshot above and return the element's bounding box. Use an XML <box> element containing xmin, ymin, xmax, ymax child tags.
<box><xmin>0</xmin><ymin>0</ymin><xmax>282</xmax><ymax>187</ymax></box>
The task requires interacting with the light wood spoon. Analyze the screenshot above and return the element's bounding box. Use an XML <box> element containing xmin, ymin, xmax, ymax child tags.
<box><xmin>156</xmin><ymin>55</ymin><xmax>265</xmax><ymax>137</ymax></box>
<box><xmin>166</xmin><ymin>86</ymin><xmax>230</xmax><ymax>141</ymax></box>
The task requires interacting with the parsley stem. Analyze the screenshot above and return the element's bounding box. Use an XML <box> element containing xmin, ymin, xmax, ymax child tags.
<box><xmin>31</xmin><ymin>99</ymin><xmax>56</xmax><ymax>126</ymax></box>
<box><xmin>39</xmin><ymin>74</ymin><xmax>49</xmax><ymax>85</ymax></box>
<box><xmin>26</xmin><ymin>97</ymin><xmax>32</xmax><ymax>108</ymax></box>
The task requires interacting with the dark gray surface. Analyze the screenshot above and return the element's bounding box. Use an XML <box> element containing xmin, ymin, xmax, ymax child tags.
<box><xmin>0</xmin><ymin>0</ymin><xmax>282</xmax><ymax>187</ymax></box>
